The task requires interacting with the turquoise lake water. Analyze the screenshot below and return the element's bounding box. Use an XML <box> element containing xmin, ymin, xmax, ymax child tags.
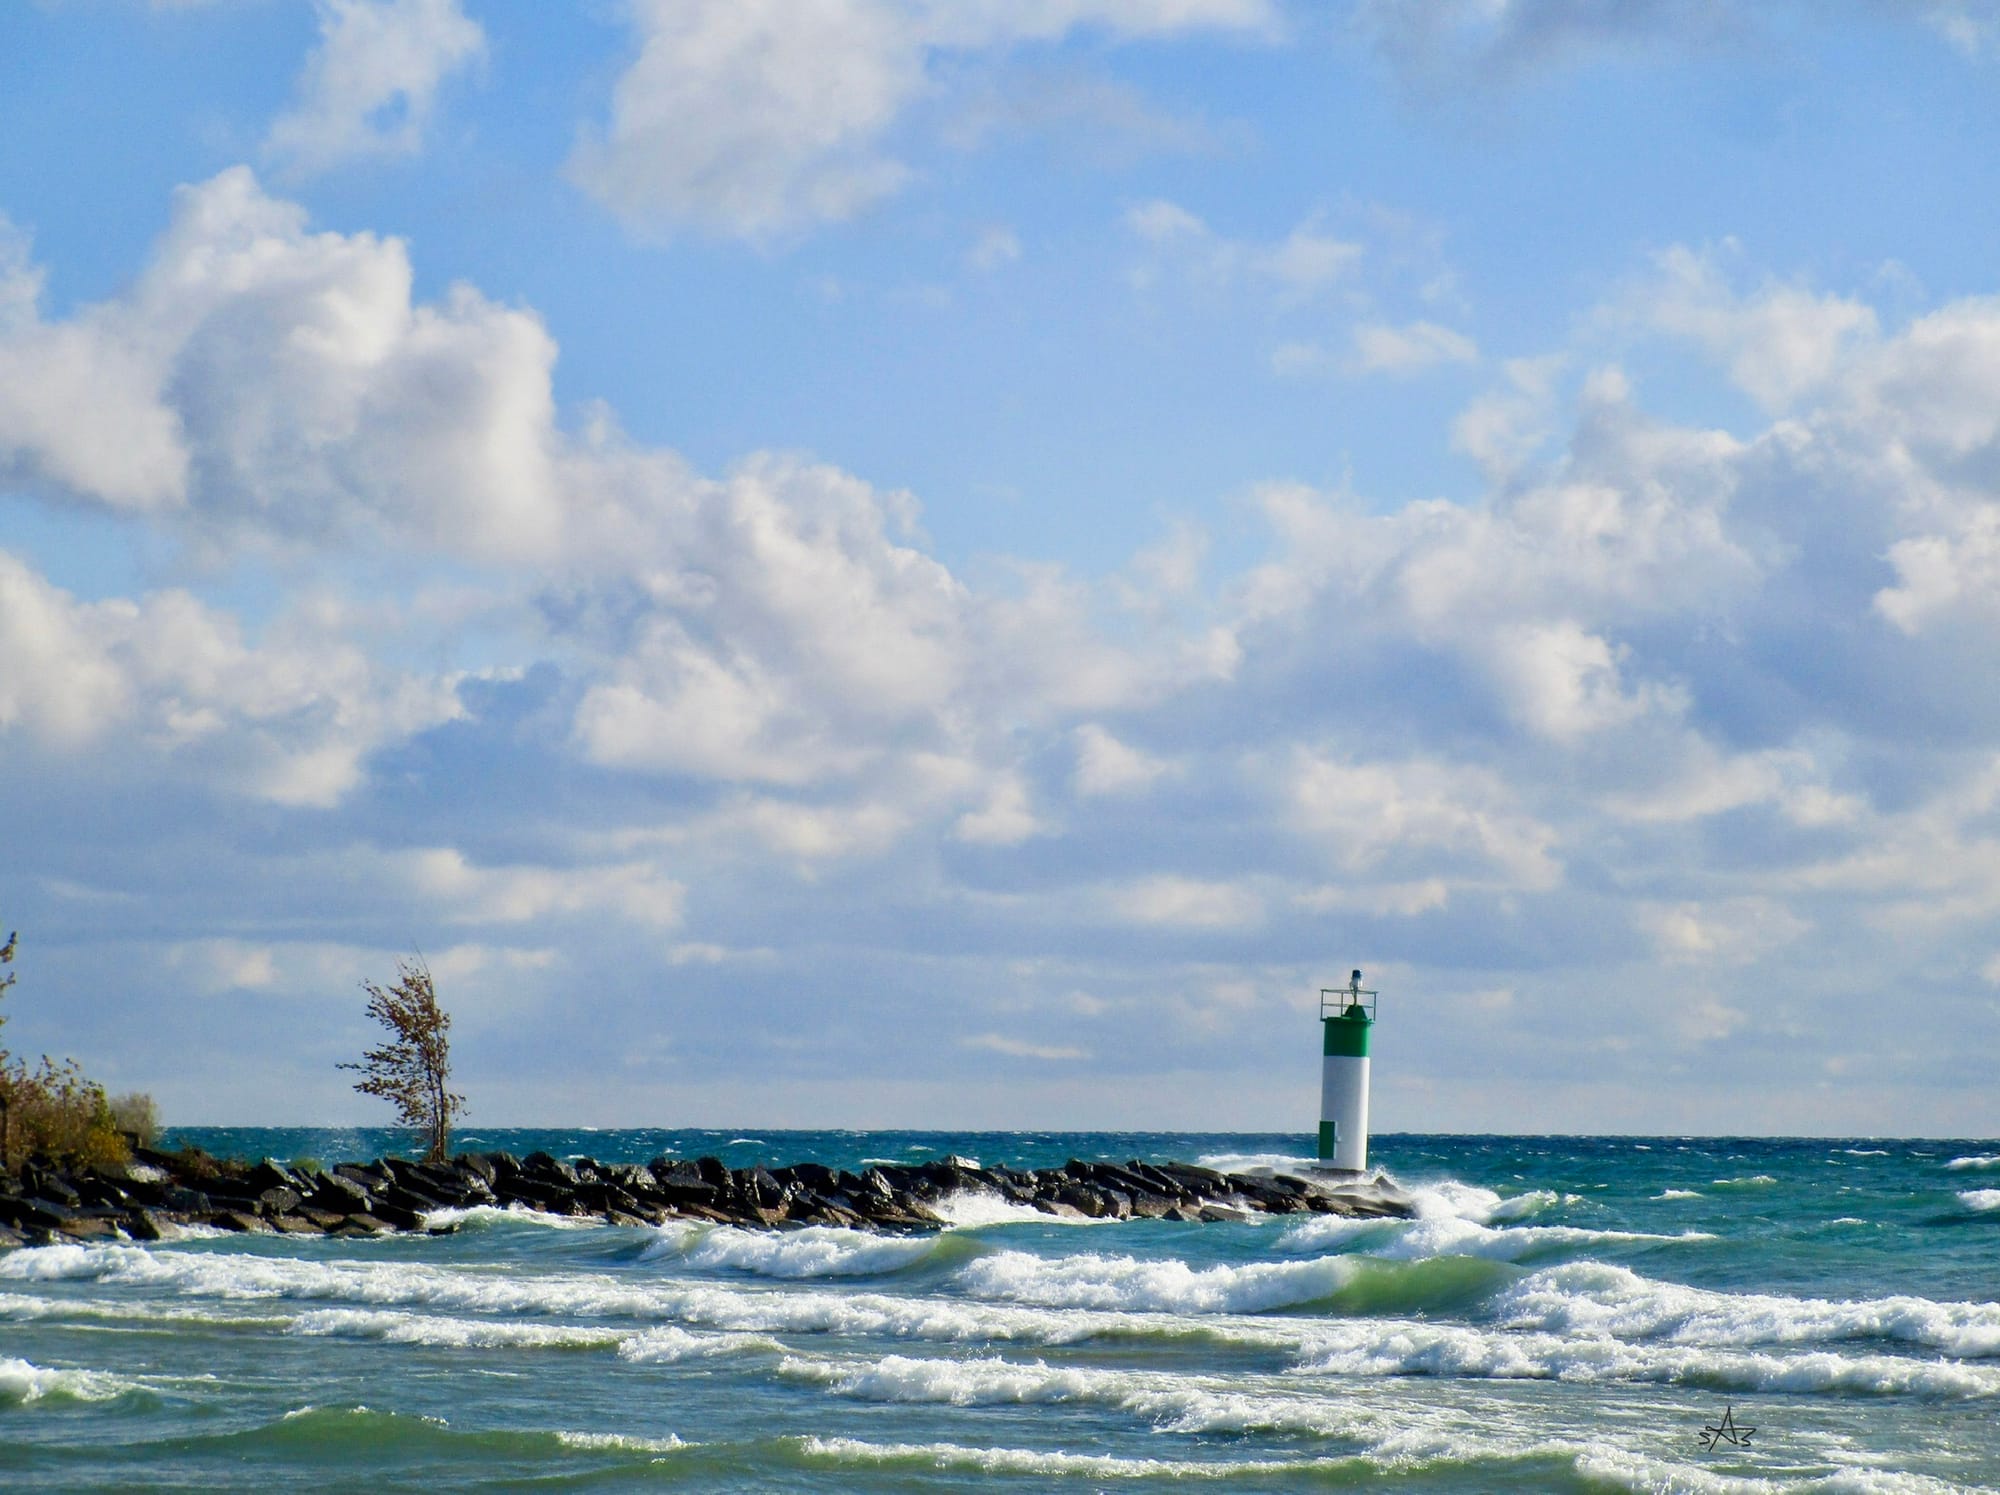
<box><xmin>4</xmin><ymin>1130</ymin><xmax>1999</xmax><ymax>1491</ymax></box>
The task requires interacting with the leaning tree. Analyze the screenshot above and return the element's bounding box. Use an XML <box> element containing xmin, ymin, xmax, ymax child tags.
<box><xmin>340</xmin><ymin>956</ymin><xmax>465</xmax><ymax>1165</ymax></box>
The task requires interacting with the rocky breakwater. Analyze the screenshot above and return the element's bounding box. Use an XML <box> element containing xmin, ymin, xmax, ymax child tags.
<box><xmin>0</xmin><ymin>1148</ymin><xmax>1414</xmax><ymax>1247</ymax></box>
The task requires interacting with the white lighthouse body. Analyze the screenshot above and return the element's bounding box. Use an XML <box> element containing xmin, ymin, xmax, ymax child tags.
<box><xmin>1317</xmin><ymin>971</ymin><xmax>1375</xmax><ymax>1172</ymax></box>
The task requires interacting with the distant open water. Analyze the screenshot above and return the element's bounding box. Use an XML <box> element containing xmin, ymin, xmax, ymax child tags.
<box><xmin>4</xmin><ymin>1130</ymin><xmax>1999</xmax><ymax>1491</ymax></box>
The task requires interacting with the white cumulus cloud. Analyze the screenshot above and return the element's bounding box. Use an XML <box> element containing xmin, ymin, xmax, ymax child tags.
<box><xmin>1349</xmin><ymin>319</ymin><xmax>1478</xmax><ymax>375</ymax></box>
<box><xmin>266</xmin><ymin>0</ymin><xmax>485</xmax><ymax>175</ymax></box>
<box><xmin>571</xmin><ymin>0</ymin><xmax>1273</xmax><ymax>242</ymax></box>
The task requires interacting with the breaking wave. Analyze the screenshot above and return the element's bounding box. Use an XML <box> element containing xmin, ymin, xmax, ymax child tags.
<box><xmin>643</xmin><ymin>1223</ymin><xmax>976</xmax><ymax>1278</ymax></box>
<box><xmin>1491</xmin><ymin>1261</ymin><xmax>2000</xmax><ymax>1359</ymax></box>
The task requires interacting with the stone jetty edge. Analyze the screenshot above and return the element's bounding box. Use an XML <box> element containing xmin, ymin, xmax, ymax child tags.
<box><xmin>0</xmin><ymin>1147</ymin><xmax>1415</xmax><ymax>1247</ymax></box>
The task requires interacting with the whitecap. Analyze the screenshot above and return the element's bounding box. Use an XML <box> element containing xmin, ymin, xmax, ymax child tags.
<box><xmin>554</xmin><ymin>1430</ymin><xmax>687</xmax><ymax>1454</ymax></box>
<box><xmin>1711</xmin><ymin>1175</ymin><xmax>1778</xmax><ymax>1189</ymax></box>
<box><xmin>287</xmin><ymin>1308</ymin><xmax>624</xmax><ymax>1350</ymax></box>
<box><xmin>1408</xmin><ymin>1179</ymin><xmax>1506</xmax><ymax>1221</ymax></box>
<box><xmin>953</xmin><ymin>1247</ymin><xmax>1360</xmax><ymax>1314</ymax></box>
<box><xmin>422</xmin><ymin>1204</ymin><xmax>597</xmax><ymax>1231</ymax></box>
<box><xmin>1486</xmin><ymin>1189</ymin><xmax>1566</xmax><ymax>1222</ymax></box>
<box><xmin>1652</xmin><ymin>1189</ymin><xmax>1703</xmax><ymax>1201</ymax></box>
<box><xmin>647</xmin><ymin>1224</ymin><xmax>945</xmax><ymax>1279</ymax></box>
<box><xmin>1958</xmin><ymin>1190</ymin><xmax>2000</xmax><ymax>1213</ymax></box>
<box><xmin>930</xmin><ymin>1191</ymin><xmax>1095</xmax><ymax>1230</ymax></box>
<box><xmin>1192</xmin><ymin>1151</ymin><xmax>1318</xmax><ymax>1175</ymax></box>
<box><xmin>778</xmin><ymin>1351</ymin><xmax>1383</xmax><ymax>1438</ymax></box>
<box><xmin>0</xmin><ymin>1356</ymin><xmax>142</xmax><ymax>1406</ymax></box>
<box><xmin>1947</xmin><ymin>1155</ymin><xmax>2000</xmax><ymax>1172</ymax></box>
<box><xmin>1491</xmin><ymin>1260</ymin><xmax>2000</xmax><ymax>1358</ymax></box>
<box><xmin>0</xmin><ymin>1240</ymin><xmax>1397</xmax><ymax>1357</ymax></box>
<box><xmin>615</xmin><ymin>1326</ymin><xmax>786</xmax><ymax>1363</ymax></box>
<box><xmin>795</xmin><ymin>1434</ymin><xmax>1318</xmax><ymax>1481</ymax></box>
<box><xmin>1287</xmin><ymin>1319</ymin><xmax>2000</xmax><ymax>1397</ymax></box>
<box><xmin>1578</xmin><ymin>1447</ymin><xmax>1969</xmax><ymax>1495</ymax></box>
<box><xmin>1274</xmin><ymin>1208</ymin><xmax>1711</xmax><ymax>1263</ymax></box>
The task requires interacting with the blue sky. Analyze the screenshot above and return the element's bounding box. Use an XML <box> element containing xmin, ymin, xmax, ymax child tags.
<box><xmin>4</xmin><ymin>0</ymin><xmax>2000</xmax><ymax>1134</ymax></box>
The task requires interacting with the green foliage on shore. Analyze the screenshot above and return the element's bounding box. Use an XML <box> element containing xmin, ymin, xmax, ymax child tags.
<box><xmin>0</xmin><ymin>927</ymin><xmax>149</xmax><ymax>1173</ymax></box>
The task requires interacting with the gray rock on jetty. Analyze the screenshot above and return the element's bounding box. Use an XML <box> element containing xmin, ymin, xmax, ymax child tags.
<box><xmin>0</xmin><ymin>1147</ymin><xmax>1414</xmax><ymax>1247</ymax></box>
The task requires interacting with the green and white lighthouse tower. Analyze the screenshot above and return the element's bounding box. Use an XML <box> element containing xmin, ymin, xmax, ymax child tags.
<box><xmin>1317</xmin><ymin>970</ymin><xmax>1376</xmax><ymax>1171</ymax></box>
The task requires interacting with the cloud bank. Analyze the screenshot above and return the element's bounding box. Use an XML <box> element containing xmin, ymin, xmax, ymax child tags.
<box><xmin>5</xmin><ymin>164</ymin><xmax>2000</xmax><ymax>1130</ymax></box>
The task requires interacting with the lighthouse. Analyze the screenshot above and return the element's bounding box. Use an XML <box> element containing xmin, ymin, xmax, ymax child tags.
<box><xmin>1317</xmin><ymin>970</ymin><xmax>1375</xmax><ymax>1171</ymax></box>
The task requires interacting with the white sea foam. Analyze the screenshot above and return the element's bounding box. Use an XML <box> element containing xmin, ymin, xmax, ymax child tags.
<box><xmin>1578</xmin><ymin>1448</ymin><xmax>1970</xmax><ymax>1495</ymax></box>
<box><xmin>782</xmin><ymin>1350</ymin><xmax>1122</xmax><ymax>1406</ymax></box>
<box><xmin>287</xmin><ymin>1307</ymin><xmax>625</xmax><ymax>1350</ymax></box>
<box><xmin>0</xmin><ymin>1290</ymin><xmax>288</xmax><ymax>1333</ymax></box>
<box><xmin>1407</xmin><ymin>1178</ymin><xmax>1505</xmax><ymax>1220</ymax></box>
<box><xmin>159</xmin><ymin>1222</ymin><xmax>231</xmax><ymax>1242</ymax></box>
<box><xmin>1958</xmin><ymin>1190</ymin><xmax>2000</xmax><ymax>1213</ymax></box>
<box><xmin>796</xmin><ymin>1435</ymin><xmax>1318</xmax><ymax>1481</ymax></box>
<box><xmin>1275</xmin><ymin>1178</ymin><xmax>1554</xmax><ymax>1255</ymax></box>
<box><xmin>952</xmin><ymin>1247</ymin><xmax>1361</xmax><ymax>1313</ymax></box>
<box><xmin>1288</xmin><ymin>1320</ymin><xmax>2000</xmax><ymax>1397</ymax></box>
<box><xmin>1274</xmin><ymin>1202</ymin><xmax>1712</xmax><ymax>1262</ymax></box>
<box><xmin>1712</xmin><ymin>1174</ymin><xmax>1779</xmax><ymax>1189</ymax></box>
<box><xmin>930</xmin><ymin>1191</ymin><xmax>1094</xmax><ymax>1229</ymax></box>
<box><xmin>1946</xmin><ymin>1155</ymin><xmax>2000</xmax><ymax>1172</ymax></box>
<box><xmin>0</xmin><ymin>1356</ymin><xmax>142</xmax><ymax>1406</ymax></box>
<box><xmin>616</xmin><ymin>1326</ymin><xmax>787</xmax><ymax>1363</ymax></box>
<box><xmin>554</xmin><ymin>1430</ymin><xmax>687</xmax><ymax>1454</ymax></box>
<box><xmin>1487</xmin><ymin>1188</ymin><xmax>1571</xmax><ymax>1221</ymax></box>
<box><xmin>1492</xmin><ymin>1261</ymin><xmax>2000</xmax><ymax>1358</ymax></box>
<box><xmin>1653</xmin><ymin>1189</ymin><xmax>1703</xmax><ymax>1200</ymax></box>
<box><xmin>1842</xmin><ymin>1149</ymin><xmax>1891</xmax><ymax>1157</ymax></box>
<box><xmin>0</xmin><ymin>1239</ymin><xmax>1306</xmax><ymax>1351</ymax></box>
<box><xmin>1192</xmin><ymin>1151</ymin><xmax>1317</xmax><ymax>1175</ymax></box>
<box><xmin>422</xmin><ymin>1204</ymin><xmax>596</xmax><ymax>1231</ymax></box>
<box><xmin>646</xmin><ymin>1224</ymin><xmax>946</xmax><ymax>1278</ymax></box>
<box><xmin>777</xmin><ymin>1351</ymin><xmax>1387</xmax><ymax>1438</ymax></box>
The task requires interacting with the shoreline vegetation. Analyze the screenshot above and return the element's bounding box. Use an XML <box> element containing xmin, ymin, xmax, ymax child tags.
<box><xmin>0</xmin><ymin>1146</ymin><xmax>1414</xmax><ymax>1248</ymax></box>
<box><xmin>0</xmin><ymin>927</ymin><xmax>159</xmax><ymax>1177</ymax></box>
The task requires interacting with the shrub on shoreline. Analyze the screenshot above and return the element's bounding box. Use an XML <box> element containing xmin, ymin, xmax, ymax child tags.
<box><xmin>0</xmin><ymin>928</ymin><xmax>145</xmax><ymax>1174</ymax></box>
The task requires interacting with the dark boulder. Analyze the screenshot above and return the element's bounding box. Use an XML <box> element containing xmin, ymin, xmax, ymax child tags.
<box><xmin>123</xmin><ymin>1208</ymin><xmax>166</xmax><ymax>1242</ymax></box>
<box><xmin>335</xmin><ymin>1162</ymin><xmax>389</xmax><ymax>1192</ymax></box>
<box><xmin>247</xmin><ymin>1159</ymin><xmax>304</xmax><ymax>1195</ymax></box>
<box><xmin>523</xmin><ymin>1151</ymin><xmax>581</xmax><ymax>1185</ymax></box>
<box><xmin>160</xmin><ymin>1184</ymin><xmax>212</xmax><ymax>1214</ymax></box>
<box><xmin>310</xmin><ymin>1173</ymin><xmax>372</xmax><ymax>1213</ymax></box>
<box><xmin>0</xmin><ymin>1196</ymin><xmax>74</xmax><ymax>1232</ymax></box>
<box><xmin>366</xmin><ymin>1198</ymin><xmax>429</xmax><ymax>1231</ymax></box>
<box><xmin>23</xmin><ymin>1166</ymin><xmax>80</xmax><ymax>1207</ymax></box>
<box><xmin>256</xmin><ymin>1186</ymin><xmax>304</xmax><ymax>1216</ymax></box>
